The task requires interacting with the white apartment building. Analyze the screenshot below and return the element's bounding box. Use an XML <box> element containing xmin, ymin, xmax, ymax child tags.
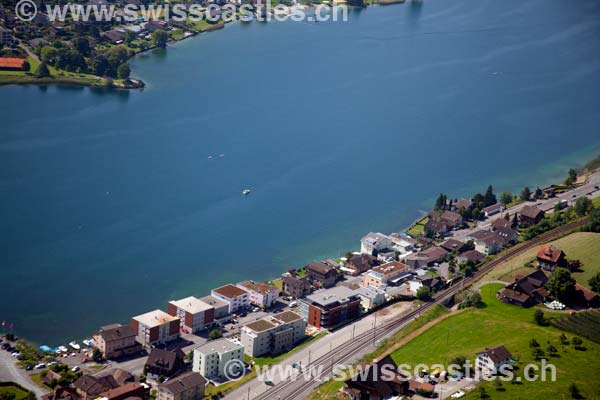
<box><xmin>167</xmin><ymin>296</ymin><xmax>215</xmax><ymax>333</ymax></box>
<box><xmin>211</xmin><ymin>284</ymin><xmax>249</xmax><ymax>313</ymax></box>
<box><xmin>131</xmin><ymin>309</ymin><xmax>180</xmax><ymax>348</ymax></box>
<box><xmin>192</xmin><ymin>338</ymin><xmax>244</xmax><ymax>380</ymax></box>
<box><xmin>240</xmin><ymin>311</ymin><xmax>306</xmax><ymax>357</ymax></box>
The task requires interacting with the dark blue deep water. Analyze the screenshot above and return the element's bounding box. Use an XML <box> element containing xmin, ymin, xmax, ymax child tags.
<box><xmin>2</xmin><ymin>0</ymin><xmax>600</xmax><ymax>344</ymax></box>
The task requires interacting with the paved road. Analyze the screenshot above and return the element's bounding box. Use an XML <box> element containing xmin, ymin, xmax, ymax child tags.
<box><xmin>0</xmin><ymin>347</ymin><xmax>48</xmax><ymax>398</ymax></box>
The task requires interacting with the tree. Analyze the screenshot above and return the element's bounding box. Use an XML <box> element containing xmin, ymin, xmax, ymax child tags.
<box><xmin>520</xmin><ymin>186</ymin><xmax>531</xmax><ymax>201</ymax></box>
<box><xmin>40</xmin><ymin>46</ymin><xmax>58</xmax><ymax>64</ymax></box>
<box><xmin>546</xmin><ymin>343</ymin><xmax>558</xmax><ymax>356</ymax></box>
<box><xmin>546</xmin><ymin>268</ymin><xmax>576</xmax><ymax>303</ymax></box>
<box><xmin>125</xmin><ymin>30</ymin><xmax>137</xmax><ymax>45</ymax></box>
<box><xmin>458</xmin><ymin>291</ymin><xmax>483</xmax><ymax>309</ymax></box>
<box><xmin>152</xmin><ymin>29</ymin><xmax>169</xmax><ymax>47</ymax></box>
<box><xmin>565</xmin><ymin>169</ymin><xmax>578</xmax><ymax>187</ymax></box>
<box><xmin>416</xmin><ymin>286</ymin><xmax>432</xmax><ymax>301</ymax></box>
<box><xmin>91</xmin><ymin>55</ymin><xmax>109</xmax><ymax>76</ymax></box>
<box><xmin>208</xmin><ymin>328</ymin><xmax>222</xmax><ymax>340</ymax></box>
<box><xmin>74</xmin><ymin>37</ymin><xmax>91</xmax><ymax>56</ymax></box>
<box><xmin>529</xmin><ymin>338</ymin><xmax>540</xmax><ymax>348</ymax></box>
<box><xmin>511</xmin><ymin>213</ymin><xmax>519</xmax><ymax>228</ymax></box>
<box><xmin>534</xmin><ymin>187</ymin><xmax>543</xmax><ymax>199</ymax></box>
<box><xmin>35</xmin><ymin>62</ymin><xmax>50</xmax><ymax>78</ymax></box>
<box><xmin>569</xmin><ymin>383</ymin><xmax>582</xmax><ymax>399</ymax></box>
<box><xmin>500</xmin><ymin>192</ymin><xmax>513</xmax><ymax>205</ymax></box>
<box><xmin>449</xmin><ymin>355</ymin><xmax>467</xmax><ymax>373</ymax></box>
<box><xmin>484</xmin><ymin>185</ymin><xmax>496</xmax><ymax>206</ymax></box>
<box><xmin>117</xmin><ymin>63</ymin><xmax>131</xmax><ymax>79</ymax></box>
<box><xmin>574</xmin><ymin>196</ymin><xmax>593</xmax><ymax>217</ymax></box>
<box><xmin>21</xmin><ymin>60</ymin><xmax>30</xmax><ymax>71</ymax></box>
<box><xmin>534</xmin><ymin>309</ymin><xmax>546</xmax><ymax>326</ymax></box>
<box><xmin>583</xmin><ymin>207</ymin><xmax>600</xmax><ymax>232</ymax></box>
<box><xmin>459</xmin><ymin>260</ymin><xmax>476</xmax><ymax>277</ymax></box>
<box><xmin>589</xmin><ymin>272</ymin><xmax>600</xmax><ymax>294</ymax></box>
<box><xmin>434</xmin><ymin>193</ymin><xmax>447</xmax><ymax>211</ymax></box>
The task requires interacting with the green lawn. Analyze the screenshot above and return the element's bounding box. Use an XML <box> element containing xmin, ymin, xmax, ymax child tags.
<box><xmin>406</xmin><ymin>216</ymin><xmax>429</xmax><ymax>237</ymax></box>
<box><xmin>0</xmin><ymin>383</ymin><xmax>33</xmax><ymax>400</ymax></box>
<box><xmin>485</xmin><ymin>232</ymin><xmax>600</xmax><ymax>287</ymax></box>
<box><xmin>390</xmin><ymin>284</ymin><xmax>600</xmax><ymax>400</ymax></box>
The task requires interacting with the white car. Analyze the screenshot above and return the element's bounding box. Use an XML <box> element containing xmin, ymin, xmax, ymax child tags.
<box><xmin>11</xmin><ymin>352</ymin><xmax>20</xmax><ymax>358</ymax></box>
<box><xmin>71</xmin><ymin>366</ymin><xmax>80</xmax><ymax>372</ymax></box>
<box><xmin>451</xmin><ymin>390</ymin><xmax>465</xmax><ymax>399</ymax></box>
<box><xmin>34</xmin><ymin>363</ymin><xmax>46</xmax><ymax>369</ymax></box>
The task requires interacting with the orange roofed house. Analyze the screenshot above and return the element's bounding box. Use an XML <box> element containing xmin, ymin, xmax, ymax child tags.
<box><xmin>131</xmin><ymin>309</ymin><xmax>180</xmax><ymax>348</ymax></box>
<box><xmin>0</xmin><ymin>57</ymin><xmax>26</xmax><ymax>70</ymax></box>
<box><xmin>536</xmin><ymin>244</ymin><xmax>567</xmax><ymax>272</ymax></box>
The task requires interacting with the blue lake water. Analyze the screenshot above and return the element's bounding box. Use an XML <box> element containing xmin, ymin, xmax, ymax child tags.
<box><xmin>2</xmin><ymin>0</ymin><xmax>600</xmax><ymax>345</ymax></box>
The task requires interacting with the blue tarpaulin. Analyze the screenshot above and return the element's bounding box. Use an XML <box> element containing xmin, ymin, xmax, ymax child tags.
<box><xmin>39</xmin><ymin>345</ymin><xmax>54</xmax><ymax>353</ymax></box>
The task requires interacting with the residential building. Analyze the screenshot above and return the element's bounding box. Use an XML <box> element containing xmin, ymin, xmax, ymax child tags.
<box><xmin>404</xmin><ymin>247</ymin><xmax>448</xmax><ymax>269</ymax></box>
<box><xmin>157</xmin><ymin>372</ymin><xmax>206</xmax><ymax>400</ymax></box>
<box><xmin>72</xmin><ymin>369</ymin><xmax>134</xmax><ymax>400</ymax></box>
<box><xmin>424</xmin><ymin>219</ymin><xmax>450</xmax><ymax>237</ymax></box>
<box><xmin>240</xmin><ymin>311</ymin><xmax>306</xmax><ymax>357</ymax></box>
<box><xmin>306</xmin><ymin>260</ymin><xmax>339</xmax><ymax>288</ymax></box>
<box><xmin>0</xmin><ymin>27</ymin><xmax>13</xmax><ymax>45</ymax></box>
<box><xmin>211</xmin><ymin>284</ymin><xmax>249</xmax><ymax>313</ymax></box>
<box><xmin>236</xmin><ymin>281</ymin><xmax>279</xmax><ymax>309</ymax></box>
<box><xmin>131</xmin><ymin>309</ymin><xmax>180</xmax><ymax>348</ymax></box>
<box><xmin>342</xmin><ymin>253</ymin><xmax>378</xmax><ymax>276</ymax></box>
<box><xmin>168</xmin><ymin>296</ymin><xmax>215</xmax><ymax>333</ymax></box>
<box><xmin>457</xmin><ymin>249</ymin><xmax>486</xmax><ymax>265</ymax></box>
<box><xmin>429</xmin><ymin>210</ymin><xmax>463</xmax><ymax>228</ymax></box>
<box><xmin>360</xmin><ymin>232</ymin><xmax>392</xmax><ymax>255</ymax></box>
<box><xmin>495</xmin><ymin>226</ymin><xmax>518</xmax><ymax>244</ymax></box>
<box><xmin>408</xmin><ymin>275</ymin><xmax>443</xmax><ymax>294</ymax></box>
<box><xmin>192</xmin><ymin>338</ymin><xmax>244</xmax><ymax>380</ymax></box>
<box><xmin>519</xmin><ymin>205</ymin><xmax>545</xmax><ymax>226</ymax></box>
<box><xmin>497</xmin><ymin>269</ymin><xmax>549</xmax><ymax>307</ymax></box>
<box><xmin>92</xmin><ymin>323</ymin><xmax>141</xmax><ymax>359</ymax></box>
<box><xmin>491</xmin><ymin>218</ymin><xmax>512</xmax><ymax>231</ymax></box>
<box><xmin>198</xmin><ymin>295</ymin><xmax>230</xmax><ymax>320</ymax></box>
<box><xmin>440</xmin><ymin>238</ymin><xmax>469</xmax><ymax>253</ymax></box>
<box><xmin>103</xmin><ymin>29</ymin><xmax>125</xmax><ymax>44</ymax></box>
<box><xmin>362</xmin><ymin>261</ymin><xmax>411</xmax><ymax>288</ymax></box>
<box><xmin>342</xmin><ymin>355</ymin><xmax>409</xmax><ymax>400</ymax></box>
<box><xmin>536</xmin><ymin>244</ymin><xmax>567</xmax><ymax>272</ymax></box>
<box><xmin>354</xmin><ymin>286</ymin><xmax>386</xmax><ymax>310</ymax></box>
<box><xmin>389</xmin><ymin>234</ymin><xmax>417</xmax><ymax>254</ymax></box>
<box><xmin>145</xmin><ymin>348</ymin><xmax>185</xmax><ymax>380</ymax></box>
<box><xmin>468</xmin><ymin>230</ymin><xmax>507</xmax><ymax>255</ymax></box>
<box><xmin>281</xmin><ymin>272</ymin><xmax>311</xmax><ymax>299</ymax></box>
<box><xmin>0</xmin><ymin>57</ymin><xmax>25</xmax><ymax>70</ymax></box>
<box><xmin>300</xmin><ymin>286</ymin><xmax>361</xmax><ymax>329</ymax></box>
<box><xmin>97</xmin><ymin>382</ymin><xmax>145</xmax><ymax>400</ymax></box>
<box><xmin>482</xmin><ymin>203</ymin><xmax>504</xmax><ymax>217</ymax></box>
<box><xmin>453</xmin><ymin>198</ymin><xmax>473</xmax><ymax>211</ymax></box>
<box><xmin>476</xmin><ymin>345</ymin><xmax>512</xmax><ymax>376</ymax></box>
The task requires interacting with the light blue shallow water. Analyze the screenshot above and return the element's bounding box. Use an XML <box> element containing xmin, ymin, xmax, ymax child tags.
<box><xmin>1</xmin><ymin>0</ymin><xmax>600</xmax><ymax>345</ymax></box>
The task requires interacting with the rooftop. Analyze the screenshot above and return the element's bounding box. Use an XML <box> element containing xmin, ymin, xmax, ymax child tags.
<box><xmin>0</xmin><ymin>58</ymin><xmax>25</xmax><ymax>69</ymax></box>
<box><xmin>195</xmin><ymin>338</ymin><xmax>243</xmax><ymax>355</ymax></box>
<box><xmin>170</xmin><ymin>296</ymin><xmax>213</xmax><ymax>314</ymax></box>
<box><xmin>237</xmin><ymin>281</ymin><xmax>278</xmax><ymax>294</ymax></box>
<box><xmin>244</xmin><ymin>311</ymin><xmax>303</xmax><ymax>333</ymax></box>
<box><xmin>212</xmin><ymin>284</ymin><xmax>247</xmax><ymax>299</ymax></box>
<box><xmin>306</xmin><ymin>286</ymin><xmax>357</xmax><ymax>306</ymax></box>
<box><xmin>132</xmin><ymin>309</ymin><xmax>178</xmax><ymax>328</ymax></box>
<box><xmin>370</xmin><ymin>261</ymin><xmax>410</xmax><ymax>277</ymax></box>
<box><xmin>198</xmin><ymin>295</ymin><xmax>228</xmax><ymax>309</ymax></box>
<box><xmin>159</xmin><ymin>372</ymin><xmax>206</xmax><ymax>395</ymax></box>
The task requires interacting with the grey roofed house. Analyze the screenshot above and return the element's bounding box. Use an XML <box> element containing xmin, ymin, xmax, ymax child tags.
<box><xmin>103</xmin><ymin>29</ymin><xmax>125</xmax><ymax>44</ymax></box>
<box><xmin>158</xmin><ymin>371</ymin><xmax>206</xmax><ymax>395</ymax></box>
<box><xmin>482</xmin><ymin>203</ymin><xmax>504</xmax><ymax>215</ymax></box>
<box><xmin>405</xmin><ymin>246</ymin><xmax>448</xmax><ymax>269</ymax></box>
<box><xmin>96</xmin><ymin>323</ymin><xmax>136</xmax><ymax>342</ymax></box>
<box><xmin>194</xmin><ymin>337</ymin><xmax>242</xmax><ymax>354</ymax></box>
<box><xmin>491</xmin><ymin>218</ymin><xmax>512</xmax><ymax>231</ymax></box>
<box><xmin>305</xmin><ymin>286</ymin><xmax>357</xmax><ymax>307</ymax></box>
<box><xmin>198</xmin><ymin>295</ymin><xmax>229</xmax><ymax>319</ymax></box>
<box><xmin>424</xmin><ymin>219</ymin><xmax>449</xmax><ymax>236</ymax></box>
<box><xmin>494</xmin><ymin>226</ymin><xmax>518</xmax><ymax>243</ymax></box>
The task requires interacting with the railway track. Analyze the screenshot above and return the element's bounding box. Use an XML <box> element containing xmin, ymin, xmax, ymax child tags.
<box><xmin>252</xmin><ymin>217</ymin><xmax>588</xmax><ymax>400</ymax></box>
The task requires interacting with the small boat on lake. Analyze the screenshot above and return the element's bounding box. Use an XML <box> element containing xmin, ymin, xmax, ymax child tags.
<box><xmin>242</xmin><ymin>189</ymin><xmax>251</xmax><ymax>195</ymax></box>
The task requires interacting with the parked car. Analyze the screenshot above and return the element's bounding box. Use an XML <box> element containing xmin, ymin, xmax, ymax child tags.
<box><xmin>34</xmin><ymin>363</ymin><xmax>46</xmax><ymax>369</ymax></box>
<box><xmin>71</xmin><ymin>366</ymin><xmax>80</xmax><ymax>372</ymax></box>
<box><xmin>264</xmin><ymin>380</ymin><xmax>274</xmax><ymax>386</ymax></box>
<box><xmin>25</xmin><ymin>364</ymin><xmax>34</xmax><ymax>371</ymax></box>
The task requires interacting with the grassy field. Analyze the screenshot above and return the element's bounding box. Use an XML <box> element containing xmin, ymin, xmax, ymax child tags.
<box><xmin>406</xmin><ymin>216</ymin><xmax>429</xmax><ymax>237</ymax></box>
<box><xmin>0</xmin><ymin>383</ymin><xmax>33</xmax><ymax>400</ymax></box>
<box><xmin>389</xmin><ymin>284</ymin><xmax>600</xmax><ymax>400</ymax></box>
<box><xmin>484</xmin><ymin>232</ymin><xmax>600</xmax><ymax>287</ymax></box>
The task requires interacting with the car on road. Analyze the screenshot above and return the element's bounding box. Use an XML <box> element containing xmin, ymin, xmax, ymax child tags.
<box><xmin>595</xmin><ymin>185</ymin><xmax>599</xmax><ymax>190</ymax></box>
<box><xmin>11</xmin><ymin>352</ymin><xmax>20</xmax><ymax>358</ymax></box>
<box><xmin>47</xmin><ymin>361</ymin><xmax>58</xmax><ymax>367</ymax></box>
<box><xmin>34</xmin><ymin>363</ymin><xmax>46</xmax><ymax>369</ymax></box>
<box><xmin>71</xmin><ymin>366</ymin><xmax>80</xmax><ymax>372</ymax></box>
<box><xmin>25</xmin><ymin>364</ymin><xmax>34</xmax><ymax>371</ymax></box>
<box><xmin>252</xmin><ymin>307</ymin><xmax>260</xmax><ymax>313</ymax></box>
<box><xmin>264</xmin><ymin>380</ymin><xmax>274</xmax><ymax>386</ymax></box>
